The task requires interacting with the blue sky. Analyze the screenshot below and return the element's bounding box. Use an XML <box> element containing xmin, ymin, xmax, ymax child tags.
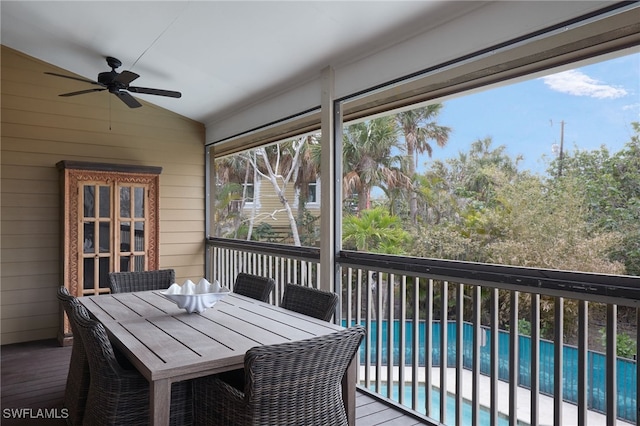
<box><xmin>419</xmin><ymin>50</ymin><xmax>640</xmax><ymax>176</ymax></box>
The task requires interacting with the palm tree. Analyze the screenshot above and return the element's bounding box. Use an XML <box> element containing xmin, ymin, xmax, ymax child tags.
<box><xmin>342</xmin><ymin>116</ymin><xmax>410</xmax><ymax>213</ymax></box>
<box><xmin>343</xmin><ymin>207</ymin><xmax>409</xmax><ymax>253</ymax></box>
<box><xmin>293</xmin><ymin>134</ymin><xmax>320</xmax><ymax>217</ymax></box>
<box><xmin>396</xmin><ymin>104</ymin><xmax>451</xmax><ymax>224</ymax></box>
<box><xmin>343</xmin><ymin>207</ymin><xmax>410</xmax><ymax>319</ymax></box>
<box><xmin>214</xmin><ymin>155</ymin><xmax>253</xmax><ymax>237</ymax></box>
<box><xmin>449</xmin><ymin>137</ymin><xmax>522</xmax><ymax>204</ymax></box>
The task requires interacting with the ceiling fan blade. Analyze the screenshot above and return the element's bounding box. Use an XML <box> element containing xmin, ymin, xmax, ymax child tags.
<box><xmin>113</xmin><ymin>90</ymin><xmax>142</xmax><ymax>108</ymax></box>
<box><xmin>59</xmin><ymin>88</ymin><xmax>107</xmax><ymax>97</ymax></box>
<box><xmin>115</xmin><ymin>70</ymin><xmax>140</xmax><ymax>85</ymax></box>
<box><xmin>45</xmin><ymin>72</ymin><xmax>101</xmax><ymax>85</ymax></box>
<box><xmin>128</xmin><ymin>86</ymin><xmax>182</xmax><ymax>98</ymax></box>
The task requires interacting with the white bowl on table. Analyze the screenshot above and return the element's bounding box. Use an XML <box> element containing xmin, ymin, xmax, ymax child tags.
<box><xmin>160</xmin><ymin>278</ymin><xmax>230</xmax><ymax>314</ymax></box>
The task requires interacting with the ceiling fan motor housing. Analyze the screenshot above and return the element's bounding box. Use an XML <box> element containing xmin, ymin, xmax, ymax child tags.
<box><xmin>98</xmin><ymin>70</ymin><xmax>128</xmax><ymax>92</ymax></box>
<box><xmin>99</xmin><ymin>57</ymin><xmax>126</xmax><ymax>91</ymax></box>
<box><xmin>98</xmin><ymin>71</ymin><xmax>117</xmax><ymax>86</ymax></box>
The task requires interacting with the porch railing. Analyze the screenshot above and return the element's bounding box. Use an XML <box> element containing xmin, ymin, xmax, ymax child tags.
<box><xmin>206</xmin><ymin>237</ymin><xmax>640</xmax><ymax>425</ymax></box>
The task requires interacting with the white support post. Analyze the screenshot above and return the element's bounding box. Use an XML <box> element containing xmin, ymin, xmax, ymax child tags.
<box><xmin>319</xmin><ymin>66</ymin><xmax>335</xmax><ymax>295</ymax></box>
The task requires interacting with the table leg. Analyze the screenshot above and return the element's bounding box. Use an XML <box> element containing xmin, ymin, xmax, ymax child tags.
<box><xmin>342</xmin><ymin>356</ymin><xmax>357</xmax><ymax>426</ymax></box>
<box><xmin>150</xmin><ymin>378</ymin><xmax>171</xmax><ymax>426</ymax></box>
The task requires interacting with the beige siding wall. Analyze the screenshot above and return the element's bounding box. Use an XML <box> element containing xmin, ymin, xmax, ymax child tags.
<box><xmin>244</xmin><ymin>178</ymin><xmax>320</xmax><ymax>228</ymax></box>
<box><xmin>1</xmin><ymin>46</ymin><xmax>206</xmax><ymax>345</ymax></box>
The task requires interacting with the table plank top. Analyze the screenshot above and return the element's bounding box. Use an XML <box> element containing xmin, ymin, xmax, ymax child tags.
<box><xmin>79</xmin><ymin>291</ymin><xmax>343</xmax><ymax>382</ymax></box>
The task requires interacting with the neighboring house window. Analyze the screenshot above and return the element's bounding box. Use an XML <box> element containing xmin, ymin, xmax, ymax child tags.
<box><xmin>308</xmin><ymin>180</ymin><xmax>318</xmax><ymax>204</ymax></box>
<box><xmin>243</xmin><ymin>182</ymin><xmax>254</xmax><ymax>203</ymax></box>
<box><xmin>295</xmin><ymin>178</ymin><xmax>320</xmax><ymax>207</ymax></box>
<box><xmin>242</xmin><ymin>179</ymin><xmax>261</xmax><ymax>208</ymax></box>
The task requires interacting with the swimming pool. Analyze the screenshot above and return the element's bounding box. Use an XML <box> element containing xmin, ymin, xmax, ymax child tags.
<box><xmin>370</xmin><ymin>383</ymin><xmax>511</xmax><ymax>426</ymax></box>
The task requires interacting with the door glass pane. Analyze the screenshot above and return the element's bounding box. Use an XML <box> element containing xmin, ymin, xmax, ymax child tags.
<box><xmin>134</xmin><ymin>255</ymin><xmax>145</xmax><ymax>272</ymax></box>
<box><xmin>99</xmin><ymin>258</ymin><xmax>110</xmax><ymax>289</ymax></box>
<box><xmin>99</xmin><ymin>186</ymin><xmax>110</xmax><ymax>218</ymax></box>
<box><xmin>83</xmin><ymin>223</ymin><xmax>95</xmax><ymax>253</ymax></box>
<box><xmin>99</xmin><ymin>222</ymin><xmax>110</xmax><ymax>253</ymax></box>
<box><xmin>120</xmin><ymin>187</ymin><xmax>131</xmax><ymax>218</ymax></box>
<box><xmin>134</xmin><ymin>222</ymin><xmax>145</xmax><ymax>251</ymax></box>
<box><xmin>120</xmin><ymin>222</ymin><xmax>131</xmax><ymax>252</ymax></box>
<box><xmin>83</xmin><ymin>185</ymin><xmax>94</xmax><ymax>217</ymax></box>
<box><xmin>134</xmin><ymin>187</ymin><xmax>144</xmax><ymax>218</ymax></box>
<box><xmin>120</xmin><ymin>256</ymin><xmax>130</xmax><ymax>272</ymax></box>
<box><xmin>83</xmin><ymin>258</ymin><xmax>94</xmax><ymax>290</ymax></box>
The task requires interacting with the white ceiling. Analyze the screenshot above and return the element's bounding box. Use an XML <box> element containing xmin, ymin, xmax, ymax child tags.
<box><xmin>0</xmin><ymin>1</ymin><xmax>481</xmax><ymax>125</ymax></box>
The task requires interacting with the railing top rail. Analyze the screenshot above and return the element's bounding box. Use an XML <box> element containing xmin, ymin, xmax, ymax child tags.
<box><xmin>206</xmin><ymin>239</ymin><xmax>640</xmax><ymax>306</ymax></box>
<box><xmin>339</xmin><ymin>250</ymin><xmax>640</xmax><ymax>307</ymax></box>
<box><xmin>207</xmin><ymin>237</ymin><xmax>320</xmax><ymax>263</ymax></box>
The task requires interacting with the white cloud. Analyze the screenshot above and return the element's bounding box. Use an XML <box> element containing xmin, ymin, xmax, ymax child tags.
<box><xmin>542</xmin><ymin>70</ymin><xmax>627</xmax><ymax>99</ymax></box>
<box><xmin>622</xmin><ymin>103</ymin><xmax>640</xmax><ymax>118</ymax></box>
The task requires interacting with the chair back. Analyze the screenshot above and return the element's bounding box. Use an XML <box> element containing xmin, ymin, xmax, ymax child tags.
<box><xmin>73</xmin><ymin>306</ymin><xmax>152</xmax><ymax>426</ymax></box>
<box><xmin>280</xmin><ymin>283</ymin><xmax>338</xmax><ymax>321</ymax></box>
<box><xmin>69</xmin><ymin>290</ymin><xmax>193</xmax><ymax>426</ymax></box>
<box><xmin>108</xmin><ymin>269</ymin><xmax>175</xmax><ymax>293</ymax></box>
<box><xmin>74</xmin><ymin>313</ymin><xmax>124</xmax><ymax>380</ymax></box>
<box><xmin>56</xmin><ymin>287</ymin><xmax>90</xmax><ymax>426</ymax></box>
<box><xmin>233</xmin><ymin>273</ymin><xmax>275</xmax><ymax>302</ymax></box>
<box><xmin>244</xmin><ymin>326</ymin><xmax>366</xmax><ymax>424</ymax></box>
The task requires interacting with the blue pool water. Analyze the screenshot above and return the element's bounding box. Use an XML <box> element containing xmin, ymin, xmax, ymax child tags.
<box><xmin>371</xmin><ymin>384</ymin><xmax>511</xmax><ymax>426</ymax></box>
<box><xmin>352</xmin><ymin>320</ymin><xmax>637</xmax><ymax>423</ymax></box>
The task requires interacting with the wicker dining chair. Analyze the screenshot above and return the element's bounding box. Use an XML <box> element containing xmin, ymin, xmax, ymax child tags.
<box><xmin>72</xmin><ymin>302</ymin><xmax>193</xmax><ymax>426</ymax></box>
<box><xmin>232</xmin><ymin>273</ymin><xmax>275</xmax><ymax>302</ymax></box>
<box><xmin>56</xmin><ymin>287</ymin><xmax>90</xmax><ymax>426</ymax></box>
<box><xmin>219</xmin><ymin>283</ymin><xmax>338</xmax><ymax>388</ymax></box>
<box><xmin>280</xmin><ymin>283</ymin><xmax>339</xmax><ymax>321</ymax></box>
<box><xmin>107</xmin><ymin>269</ymin><xmax>175</xmax><ymax>294</ymax></box>
<box><xmin>193</xmin><ymin>325</ymin><xmax>366</xmax><ymax>426</ymax></box>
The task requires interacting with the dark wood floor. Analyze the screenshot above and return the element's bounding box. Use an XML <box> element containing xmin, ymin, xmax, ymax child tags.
<box><xmin>1</xmin><ymin>339</ymin><xmax>431</xmax><ymax>425</ymax></box>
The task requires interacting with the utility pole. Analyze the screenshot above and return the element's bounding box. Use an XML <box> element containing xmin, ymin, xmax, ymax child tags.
<box><xmin>558</xmin><ymin>120</ymin><xmax>565</xmax><ymax>177</ymax></box>
<box><xmin>551</xmin><ymin>120</ymin><xmax>565</xmax><ymax>178</ymax></box>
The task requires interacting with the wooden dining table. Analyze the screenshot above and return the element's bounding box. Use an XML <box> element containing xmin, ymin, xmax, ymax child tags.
<box><xmin>78</xmin><ymin>290</ymin><xmax>358</xmax><ymax>426</ymax></box>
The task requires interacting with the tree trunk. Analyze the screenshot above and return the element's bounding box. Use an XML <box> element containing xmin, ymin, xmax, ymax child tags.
<box><xmin>407</xmin><ymin>134</ymin><xmax>418</xmax><ymax>224</ymax></box>
<box><xmin>257</xmin><ymin>149</ymin><xmax>302</xmax><ymax>246</ymax></box>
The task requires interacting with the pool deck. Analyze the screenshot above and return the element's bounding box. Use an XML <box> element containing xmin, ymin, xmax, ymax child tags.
<box><xmin>361</xmin><ymin>366</ymin><xmax>634</xmax><ymax>425</ymax></box>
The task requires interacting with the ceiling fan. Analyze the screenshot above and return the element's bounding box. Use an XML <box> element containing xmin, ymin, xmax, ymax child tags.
<box><xmin>45</xmin><ymin>56</ymin><xmax>182</xmax><ymax>108</ymax></box>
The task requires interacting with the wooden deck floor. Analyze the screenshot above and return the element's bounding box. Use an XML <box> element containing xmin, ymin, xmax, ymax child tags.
<box><xmin>1</xmin><ymin>339</ymin><xmax>431</xmax><ymax>425</ymax></box>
